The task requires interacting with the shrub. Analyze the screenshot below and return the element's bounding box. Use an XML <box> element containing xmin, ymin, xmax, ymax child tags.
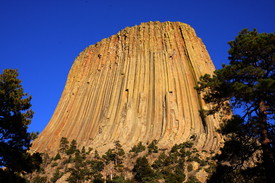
<box><xmin>163</xmin><ymin>156</ymin><xmax>172</xmax><ymax>166</ymax></box>
<box><xmin>164</xmin><ymin>166</ymin><xmax>186</xmax><ymax>183</ymax></box>
<box><xmin>200</xmin><ymin>160</ymin><xmax>207</xmax><ymax>166</ymax></box>
<box><xmin>51</xmin><ymin>162</ymin><xmax>58</xmax><ymax>167</ymax></box>
<box><xmin>54</xmin><ymin>152</ymin><xmax>61</xmax><ymax>161</ymax></box>
<box><xmin>87</xmin><ymin>147</ymin><xmax>93</xmax><ymax>154</ymax></box>
<box><xmin>130</xmin><ymin>142</ymin><xmax>146</xmax><ymax>154</ymax></box>
<box><xmin>50</xmin><ymin>169</ymin><xmax>64</xmax><ymax>183</ymax></box>
<box><xmin>33</xmin><ymin>175</ymin><xmax>47</xmax><ymax>183</ymax></box>
<box><xmin>186</xmin><ymin>175</ymin><xmax>201</xmax><ymax>183</ymax></box>
<box><xmin>178</xmin><ymin>158</ymin><xmax>185</xmax><ymax>169</ymax></box>
<box><xmin>204</xmin><ymin>167</ymin><xmax>212</xmax><ymax>173</ymax></box>
<box><xmin>188</xmin><ymin>164</ymin><xmax>193</xmax><ymax>172</ymax></box>
<box><xmin>185</xmin><ymin>141</ymin><xmax>194</xmax><ymax>148</ymax></box>
<box><xmin>152</xmin><ymin>159</ymin><xmax>163</xmax><ymax>169</ymax></box>
<box><xmin>81</xmin><ymin>146</ymin><xmax>85</xmax><ymax>154</ymax></box>
<box><xmin>186</xmin><ymin>151</ymin><xmax>192</xmax><ymax>157</ymax></box>
<box><xmin>187</xmin><ymin>156</ymin><xmax>194</xmax><ymax>162</ymax></box>
<box><xmin>148</xmin><ymin>140</ymin><xmax>158</xmax><ymax>154</ymax></box>
<box><xmin>170</xmin><ymin>144</ymin><xmax>179</xmax><ymax>153</ymax></box>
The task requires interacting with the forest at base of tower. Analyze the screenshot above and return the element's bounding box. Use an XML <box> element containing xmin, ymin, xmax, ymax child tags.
<box><xmin>26</xmin><ymin>138</ymin><xmax>212</xmax><ymax>183</ymax></box>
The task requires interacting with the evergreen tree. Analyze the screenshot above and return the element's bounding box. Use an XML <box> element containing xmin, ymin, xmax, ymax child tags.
<box><xmin>66</xmin><ymin>139</ymin><xmax>77</xmax><ymax>155</ymax></box>
<box><xmin>53</xmin><ymin>152</ymin><xmax>61</xmax><ymax>161</ymax></box>
<box><xmin>129</xmin><ymin>142</ymin><xmax>146</xmax><ymax>154</ymax></box>
<box><xmin>148</xmin><ymin>140</ymin><xmax>158</xmax><ymax>154</ymax></box>
<box><xmin>0</xmin><ymin>69</ymin><xmax>42</xmax><ymax>182</ymax></box>
<box><xmin>81</xmin><ymin>146</ymin><xmax>86</xmax><ymax>154</ymax></box>
<box><xmin>113</xmin><ymin>140</ymin><xmax>125</xmax><ymax>165</ymax></box>
<box><xmin>50</xmin><ymin>169</ymin><xmax>63</xmax><ymax>183</ymax></box>
<box><xmin>133</xmin><ymin>156</ymin><xmax>155</xmax><ymax>182</ymax></box>
<box><xmin>195</xmin><ymin>28</ymin><xmax>275</xmax><ymax>182</ymax></box>
<box><xmin>59</xmin><ymin>137</ymin><xmax>69</xmax><ymax>153</ymax></box>
<box><xmin>67</xmin><ymin>150</ymin><xmax>89</xmax><ymax>182</ymax></box>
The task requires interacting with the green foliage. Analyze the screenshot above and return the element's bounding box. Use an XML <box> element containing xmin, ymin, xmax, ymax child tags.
<box><xmin>51</xmin><ymin>162</ymin><xmax>58</xmax><ymax>167</ymax></box>
<box><xmin>59</xmin><ymin>137</ymin><xmax>69</xmax><ymax>153</ymax></box>
<box><xmin>81</xmin><ymin>146</ymin><xmax>85</xmax><ymax>154</ymax></box>
<box><xmin>102</xmin><ymin>149</ymin><xmax>115</xmax><ymax>164</ymax></box>
<box><xmin>87</xmin><ymin>147</ymin><xmax>93</xmax><ymax>154</ymax></box>
<box><xmin>113</xmin><ymin>140</ymin><xmax>125</xmax><ymax>165</ymax></box>
<box><xmin>163</xmin><ymin>156</ymin><xmax>172</xmax><ymax>166</ymax></box>
<box><xmin>93</xmin><ymin>173</ymin><xmax>104</xmax><ymax>183</ymax></box>
<box><xmin>170</xmin><ymin>144</ymin><xmax>179</xmax><ymax>153</ymax></box>
<box><xmin>200</xmin><ymin>160</ymin><xmax>207</xmax><ymax>166</ymax></box>
<box><xmin>148</xmin><ymin>140</ymin><xmax>159</xmax><ymax>154</ymax></box>
<box><xmin>179</xmin><ymin>148</ymin><xmax>186</xmax><ymax>157</ymax></box>
<box><xmin>64</xmin><ymin>155</ymin><xmax>73</xmax><ymax>163</ymax></box>
<box><xmin>108</xmin><ymin>174</ymin><xmax>125</xmax><ymax>183</ymax></box>
<box><xmin>169</xmin><ymin>152</ymin><xmax>179</xmax><ymax>164</ymax></box>
<box><xmin>30</xmin><ymin>131</ymin><xmax>39</xmax><ymax>140</ymax></box>
<box><xmin>204</xmin><ymin>167</ymin><xmax>211</xmax><ymax>173</ymax></box>
<box><xmin>196</xmin><ymin>28</ymin><xmax>275</xmax><ymax>182</ymax></box>
<box><xmin>67</xmin><ymin>150</ymin><xmax>91</xmax><ymax>183</ymax></box>
<box><xmin>154</xmin><ymin>170</ymin><xmax>163</xmax><ymax>180</ymax></box>
<box><xmin>50</xmin><ymin>169</ymin><xmax>64</xmax><ymax>183</ymax></box>
<box><xmin>164</xmin><ymin>166</ymin><xmax>186</xmax><ymax>183</ymax></box>
<box><xmin>178</xmin><ymin>158</ymin><xmax>185</xmax><ymax>169</ymax></box>
<box><xmin>186</xmin><ymin>150</ymin><xmax>192</xmax><ymax>157</ymax></box>
<box><xmin>182</xmin><ymin>141</ymin><xmax>194</xmax><ymax>148</ymax></box>
<box><xmin>53</xmin><ymin>152</ymin><xmax>61</xmax><ymax>161</ymax></box>
<box><xmin>186</xmin><ymin>175</ymin><xmax>201</xmax><ymax>183</ymax></box>
<box><xmin>130</xmin><ymin>142</ymin><xmax>146</xmax><ymax>154</ymax></box>
<box><xmin>87</xmin><ymin>160</ymin><xmax>105</xmax><ymax>174</ymax></box>
<box><xmin>0</xmin><ymin>69</ymin><xmax>42</xmax><ymax>179</ymax></box>
<box><xmin>65</xmin><ymin>139</ymin><xmax>77</xmax><ymax>155</ymax></box>
<box><xmin>187</xmin><ymin>164</ymin><xmax>193</xmax><ymax>172</ymax></box>
<box><xmin>133</xmin><ymin>156</ymin><xmax>155</xmax><ymax>182</ymax></box>
<box><xmin>33</xmin><ymin>175</ymin><xmax>47</xmax><ymax>183</ymax></box>
<box><xmin>92</xmin><ymin>150</ymin><xmax>99</xmax><ymax>159</ymax></box>
<box><xmin>152</xmin><ymin>158</ymin><xmax>163</xmax><ymax>170</ymax></box>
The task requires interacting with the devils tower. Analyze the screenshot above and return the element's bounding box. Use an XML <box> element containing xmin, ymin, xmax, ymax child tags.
<box><xmin>32</xmin><ymin>21</ymin><xmax>222</xmax><ymax>156</ymax></box>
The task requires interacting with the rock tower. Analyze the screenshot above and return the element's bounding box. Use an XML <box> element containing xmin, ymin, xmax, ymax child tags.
<box><xmin>32</xmin><ymin>21</ymin><xmax>222</xmax><ymax>156</ymax></box>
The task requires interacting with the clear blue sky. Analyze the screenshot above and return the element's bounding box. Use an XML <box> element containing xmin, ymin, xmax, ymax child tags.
<box><xmin>1</xmin><ymin>0</ymin><xmax>275</xmax><ymax>134</ymax></box>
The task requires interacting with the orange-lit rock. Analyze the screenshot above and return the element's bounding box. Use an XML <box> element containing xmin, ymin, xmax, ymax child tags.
<box><xmin>32</xmin><ymin>21</ymin><xmax>222</xmax><ymax>156</ymax></box>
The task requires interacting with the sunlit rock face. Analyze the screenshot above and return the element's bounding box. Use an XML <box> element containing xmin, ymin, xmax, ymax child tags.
<box><xmin>32</xmin><ymin>21</ymin><xmax>222</xmax><ymax>155</ymax></box>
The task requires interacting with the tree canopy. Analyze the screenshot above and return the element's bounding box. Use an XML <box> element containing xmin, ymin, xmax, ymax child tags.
<box><xmin>0</xmin><ymin>69</ymin><xmax>41</xmax><ymax>182</ymax></box>
<box><xmin>195</xmin><ymin>28</ymin><xmax>275</xmax><ymax>182</ymax></box>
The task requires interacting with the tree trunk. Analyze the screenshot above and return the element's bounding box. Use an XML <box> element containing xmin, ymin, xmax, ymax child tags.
<box><xmin>103</xmin><ymin>166</ymin><xmax>106</xmax><ymax>183</ymax></box>
<box><xmin>259</xmin><ymin>99</ymin><xmax>275</xmax><ymax>183</ymax></box>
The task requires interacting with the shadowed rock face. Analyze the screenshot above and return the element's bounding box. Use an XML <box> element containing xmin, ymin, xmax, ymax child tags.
<box><xmin>32</xmin><ymin>21</ymin><xmax>222</xmax><ymax>155</ymax></box>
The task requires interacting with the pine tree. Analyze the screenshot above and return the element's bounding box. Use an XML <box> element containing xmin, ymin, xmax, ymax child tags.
<box><xmin>59</xmin><ymin>137</ymin><xmax>69</xmax><ymax>154</ymax></box>
<box><xmin>53</xmin><ymin>152</ymin><xmax>61</xmax><ymax>161</ymax></box>
<box><xmin>195</xmin><ymin>28</ymin><xmax>275</xmax><ymax>182</ymax></box>
<box><xmin>66</xmin><ymin>139</ymin><xmax>77</xmax><ymax>155</ymax></box>
<box><xmin>133</xmin><ymin>156</ymin><xmax>155</xmax><ymax>182</ymax></box>
<box><xmin>0</xmin><ymin>69</ymin><xmax>42</xmax><ymax>181</ymax></box>
<box><xmin>113</xmin><ymin>140</ymin><xmax>125</xmax><ymax>165</ymax></box>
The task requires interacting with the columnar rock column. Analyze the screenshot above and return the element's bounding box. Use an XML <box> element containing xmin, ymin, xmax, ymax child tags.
<box><xmin>32</xmin><ymin>21</ymin><xmax>222</xmax><ymax>155</ymax></box>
